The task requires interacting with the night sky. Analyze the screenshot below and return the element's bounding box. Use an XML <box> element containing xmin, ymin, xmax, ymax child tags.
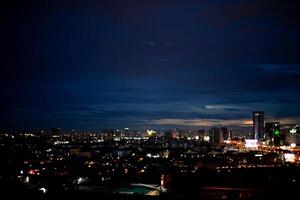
<box><xmin>1</xmin><ymin>0</ymin><xmax>300</xmax><ymax>130</ymax></box>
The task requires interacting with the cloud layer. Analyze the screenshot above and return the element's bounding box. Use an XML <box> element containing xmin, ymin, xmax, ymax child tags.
<box><xmin>1</xmin><ymin>0</ymin><xmax>300</xmax><ymax>130</ymax></box>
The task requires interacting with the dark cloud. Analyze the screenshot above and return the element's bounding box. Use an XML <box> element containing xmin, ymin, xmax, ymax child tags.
<box><xmin>1</xmin><ymin>0</ymin><xmax>300</xmax><ymax>130</ymax></box>
<box><xmin>198</xmin><ymin>0</ymin><xmax>300</xmax><ymax>31</ymax></box>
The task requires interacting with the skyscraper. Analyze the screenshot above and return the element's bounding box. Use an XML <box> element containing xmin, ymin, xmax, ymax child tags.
<box><xmin>220</xmin><ymin>127</ymin><xmax>229</xmax><ymax>140</ymax></box>
<box><xmin>228</xmin><ymin>130</ymin><xmax>233</xmax><ymax>139</ymax></box>
<box><xmin>273</xmin><ymin>122</ymin><xmax>281</xmax><ymax>146</ymax></box>
<box><xmin>253</xmin><ymin>111</ymin><xmax>264</xmax><ymax>139</ymax></box>
<box><xmin>287</xmin><ymin>126</ymin><xmax>300</xmax><ymax>145</ymax></box>
<box><xmin>209</xmin><ymin>127</ymin><xmax>223</xmax><ymax>145</ymax></box>
<box><xmin>265</xmin><ymin>122</ymin><xmax>279</xmax><ymax>139</ymax></box>
<box><xmin>265</xmin><ymin>122</ymin><xmax>280</xmax><ymax>145</ymax></box>
<box><xmin>265</xmin><ymin>122</ymin><xmax>274</xmax><ymax>140</ymax></box>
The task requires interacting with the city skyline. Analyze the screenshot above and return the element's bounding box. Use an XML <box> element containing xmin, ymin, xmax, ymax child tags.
<box><xmin>1</xmin><ymin>0</ymin><xmax>300</xmax><ymax>130</ymax></box>
<box><xmin>0</xmin><ymin>110</ymin><xmax>297</xmax><ymax>132</ymax></box>
<box><xmin>1</xmin><ymin>1</ymin><xmax>300</xmax><ymax>199</ymax></box>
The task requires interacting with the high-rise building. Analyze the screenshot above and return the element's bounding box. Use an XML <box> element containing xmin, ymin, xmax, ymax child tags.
<box><xmin>265</xmin><ymin>122</ymin><xmax>276</xmax><ymax>140</ymax></box>
<box><xmin>287</xmin><ymin>126</ymin><xmax>300</xmax><ymax>145</ymax></box>
<box><xmin>265</xmin><ymin>122</ymin><xmax>281</xmax><ymax>145</ymax></box>
<box><xmin>273</xmin><ymin>123</ymin><xmax>281</xmax><ymax>146</ymax></box>
<box><xmin>220</xmin><ymin>127</ymin><xmax>229</xmax><ymax>140</ymax></box>
<box><xmin>209</xmin><ymin>127</ymin><xmax>223</xmax><ymax>145</ymax></box>
<box><xmin>253</xmin><ymin>111</ymin><xmax>264</xmax><ymax>139</ymax></box>
<box><xmin>228</xmin><ymin>130</ymin><xmax>233</xmax><ymax>139</ymax></box>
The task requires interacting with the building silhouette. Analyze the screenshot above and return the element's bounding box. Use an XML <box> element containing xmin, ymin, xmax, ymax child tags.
<box><xmin>253</xmin><ymin>111</ymin><xmax>264</xmax><ymax>139</ymax></box>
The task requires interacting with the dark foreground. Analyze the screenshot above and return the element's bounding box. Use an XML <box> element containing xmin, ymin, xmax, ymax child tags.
<box><xmin>1</xmin><ymin>166</ymin><xmax>299</xmax><ymax>200</ymax></box>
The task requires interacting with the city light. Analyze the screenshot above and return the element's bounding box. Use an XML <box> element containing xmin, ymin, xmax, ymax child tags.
<box><xmin>203</xmin><ymin>136</ymin><xmax>210</xmax><ymax>142</ymax></box>
<box><xmin>39</xmin><ymin>187</ymin><xmax>47</xmax><ymax>194</ymax></box>
<box><xmin>2</xmin><ymin>0</ymin><xmax>300</xmax><ymax>198</ymax></box>
<box><xmin>291</xmin><ymin>143</ymin><xmax>296</xmax><ymax>148</ymax></box>
<box><xmin>0</xmin><ymin>112</ymin><xmax>299</xmax><ymax>198</ymax></box>
<box><xmin>24</xmin><ymin>176</ymin><xmax>30</xmax><ymax>184</ymax></box>
<box><xmin>290</xmin><ymin>128</ymin><xmax>297</xmax><ymax>134</ymax></box>
<box><xmin>284</xmin><ymin>153</ymin><xmax>296</xmax><ymax>163</ymax></box>
<box><xmin>245</xmin><ymin>139</ymin><xmax>258</xmax><ymax>148</ymax></box>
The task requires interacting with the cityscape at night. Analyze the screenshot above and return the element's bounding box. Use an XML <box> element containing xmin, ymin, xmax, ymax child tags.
<box><xmin>1</xmin><ymin>0</ymin><xmax>300</xmax><ymax>199</ymax></box>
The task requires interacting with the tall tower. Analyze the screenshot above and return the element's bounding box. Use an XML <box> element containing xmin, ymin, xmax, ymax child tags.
<box><xmin>273</xmin><ymin>122</ymin><xmax>281</xmax><ymax>146</ymax></box>
<box><xmin>209</xmin><ymin>127</ymin><xmax>223</xmax><ymax>145</ymax></box>
<box><xmin>220</xmin><ymin>127</ymin><xmax>229</xmax><ymax>140</ymax></box>
<box><xmin>265</xmin><ymin>122</ymin><xmax>280</xmax><ymax>145</ymax></box>
<box><xmin>253</xmin><ymin>111</ymin><xmax>264</xmax><ymax>140</ymax></box>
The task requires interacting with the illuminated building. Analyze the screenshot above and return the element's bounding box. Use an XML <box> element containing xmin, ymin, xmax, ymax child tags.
<box><xmin>245</xmin><ymin>139</ymin><xmax>259</xmax><ymax>149</ymax></box>
<box><xmin>265</xmin><ymin>122</ymin><xmax>281</xmax><ymax>145</ymax></box>
<box><xmin>290</xmin><ymin>128</ymin><xmax>297</xmax><ymax>134</ymax></box>
<box><xmin>287</xmin><ymin>126</ymin><xmax>300</xmax><ymax>145</ymax></box>
<box><xmin>209</xmin><ymin>127</ymin><xmax>223</xmax><ymax>145</ymax></box>
<box><xmin>253</xmin><ymin>111</ymin><xmax>264</xmax><ymax>139</ymax></box>
<box><xmin>101</xmin><ymin>129</ymin><xmax>115</xmax><ymax>141</ymax></box>
<box><xmin>283</xmin><ymin>153</ymin><xmax>296</xmax><ymax>163</ymax></box>
<box><xmin>160</xmin><ymin>174</ymin><xmax>171</xmax><ymax>192</ymax></box>
<box><xmin>228</xmin><ymin>130</ymin><xmax>233</xmax><ymax>139</ymax></box>
<box><xmin>265</xmin><ymin>122</ymin><xmax>278</xmax><ymax>140</ymax></box>
<box><xmin>220</xmin><ymin>127</ymin><xmax>229</xmax><ymax>140</ymax></box>
<box><xmin>123</xmin><ymin>127</ymin><xmax>130</xmax><ymax>138</ymax></box>
<box><xmin>273</xmin><ymin>122</ymin><xmax>281</xmax><ymax>146</ymax></box>
<box><xmin>146</xmin><ymin>130</ymin><xmax>157</xmax><ymax>138</ymax></box>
